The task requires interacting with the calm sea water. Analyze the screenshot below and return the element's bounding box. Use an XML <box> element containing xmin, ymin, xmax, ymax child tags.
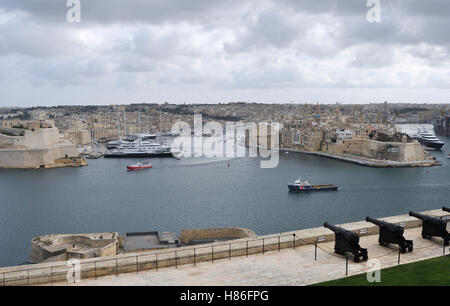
<box><xmin>0</xmin><ymin>137</ymin><xmax>449</xmax><ymax>267</ymax></box>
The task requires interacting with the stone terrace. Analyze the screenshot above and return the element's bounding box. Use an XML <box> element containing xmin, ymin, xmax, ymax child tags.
<box><xmin>64</xmin><ymin>226</ymin><xmax>448</xmax><ymax>286</ymax></box>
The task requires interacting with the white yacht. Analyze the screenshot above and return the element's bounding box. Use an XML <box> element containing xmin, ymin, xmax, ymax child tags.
<box><xmin>104</xmin><ymin>138</ymin><xmax>173</xmax><ymax>158</ymax></box>
<box><xmin>413</xmin><ymin>130</ymin><xmax>445</xmax><ymax>150</ymax></box>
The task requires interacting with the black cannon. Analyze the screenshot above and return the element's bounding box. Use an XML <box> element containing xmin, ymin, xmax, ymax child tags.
<box><xmin>443</xmin><ymin>207</ymin><xmax>450</xmax><ymax>213</ymax></box>
<box><xmin>409</xmin><ymin>211</ymin><xmax>450</xmax><ymax>246</ymax></box>
<box><xmin>323</xmin><ymin>222</ymin><xmax>368</xmax><ymax>262</ymax></box>
<box><xmin>366</xmin><ymin>217</ymin><xmax>413</xmax><ymax>253</ymax></box>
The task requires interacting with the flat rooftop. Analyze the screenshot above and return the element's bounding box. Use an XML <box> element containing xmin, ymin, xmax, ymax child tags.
<box><xmin>124</xmin><ymin>232</ymin><xmax>179</xmax><ymax>251</ymax></box>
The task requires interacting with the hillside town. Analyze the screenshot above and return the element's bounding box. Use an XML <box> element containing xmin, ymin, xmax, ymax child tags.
<box><xmin>0</xmin><ymin>102</ymin><xmax>449</xmax><ymax>168</ymax></box>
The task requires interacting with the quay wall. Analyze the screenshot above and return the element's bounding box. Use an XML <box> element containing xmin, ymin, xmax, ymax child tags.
<box><xmin>0</xmin><ymin>209</ymin><xmax>448</xmax><ymax>286</ymax></box>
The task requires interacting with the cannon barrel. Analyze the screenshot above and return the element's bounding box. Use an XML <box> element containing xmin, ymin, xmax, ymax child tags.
<box><xmin>366</xmin><ymin>216</ymin><xmax>384</xmax><ymax>227</ymax></box>
<box><xmin>409</xmin><ymin>211</ymin><xmax>430</xmax><ymax>221</ymax></box>
<box><xmin>324</xmin><ymin>222</ymin><xmax>343</xmax><ymax>234</ymax></box>
<box><xmin>366</xmin><ymin>216</ymin><xmax>404</xmax><ymax>233</ymax></box>
<box><xmin>443</xmin><ymin>207</ymin><xmax>450</xmax><ymax>213</ymax></box>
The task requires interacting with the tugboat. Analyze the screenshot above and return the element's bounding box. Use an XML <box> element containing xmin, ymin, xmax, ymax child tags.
<box><xmin>126</xmin><ymin>161</ymin><xmax>152</xmax><ymax>171</ymax></box>
<box><xmin>288</xmin><ymin>177</ymin><xmax>338</xmax><ymax>192</ymax></box>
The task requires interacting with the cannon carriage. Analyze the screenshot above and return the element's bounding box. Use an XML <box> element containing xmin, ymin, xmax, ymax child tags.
<box><xmin>323</xmin><ymin>222</ymin><xmax>368</xmax><ymax>262</ymax></box>
<box><xmin>366</xmin><ymin>217</ymin><xmax>413</xmax><ymax>253</ymax></box>
<box><xmin>409</xmin><ymin>211</ymin><xmax>449</xmax><ymax>246</ymax></box>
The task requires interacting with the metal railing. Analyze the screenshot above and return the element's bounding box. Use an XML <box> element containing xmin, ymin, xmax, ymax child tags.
<box><xmin>1</xmin><ymin>231</ymin><xmax>448</xmax><ymax>286</ymax></box>
<box><xmin>0</xmin><ymin>232</ymin><xmax>303</xmax><ymax>286</ymax></box>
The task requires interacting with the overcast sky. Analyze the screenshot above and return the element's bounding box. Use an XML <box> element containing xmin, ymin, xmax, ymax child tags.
<box><xmin>1</xmin><ymin>0</ymin><xmax>450</xmax><ymax>107</ymax></box>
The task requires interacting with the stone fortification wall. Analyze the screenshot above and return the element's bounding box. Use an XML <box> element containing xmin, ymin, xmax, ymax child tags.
<box><xmin>0</xmin><ymin>127</ymin><xmax>82</xmax><ymax>169</ymax></box>
<box><xmin>23</xmin><ymin>128</ymin><xmax>60</xmax><ymax>148</ymax></box>
<box><xmin>30</xmin><ymin>233</ymin><xmax>119</xmax><ymax>263</ymax></box>
<box><xmin>0</xmin><ymin>127</ymin><xmax>60</xmax><ymax>149</ymax></box>
<box><xmin>64</xmin><ymin>130</ymin><xmax>92</xmax><ymax>146</ymax></box>
<box><xmin>339</xmin><ymin>139</ymin><xmax>425</xmax><ymax>162</ymax></box>
<box><xmin>180</xmin><ymin>228</ymin><xmax>257</xmax><ymax>244</ymax></box>
<box><xmin>0</xmin><ymin>141</ymin><xmax>80</xmax><ymax>169</ymax></box>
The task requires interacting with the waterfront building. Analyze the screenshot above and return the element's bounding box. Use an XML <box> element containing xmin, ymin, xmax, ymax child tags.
<box><xmin>336</xmin><ymin>129</ymin><xmax>354</xmax><ymax>143</ymax></box>
<box><xmin>434</xmin><ymin>116</ymin><xmax>450</xmax><ymax>136</ymax></box>
<box><xmin>0</xmin><ymin>119</ymin><xmax>85</xmax><ymax>169</ymax></box>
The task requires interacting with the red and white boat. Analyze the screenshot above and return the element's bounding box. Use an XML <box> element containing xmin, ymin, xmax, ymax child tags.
<box><xmin>126</xmin><ymin>162</ymin><xmax>152</xmax><ymax>171</ymax></box>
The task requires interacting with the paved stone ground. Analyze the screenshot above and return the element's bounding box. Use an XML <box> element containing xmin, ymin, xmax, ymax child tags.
<box><xmin>61</xmin><ymin>227</ymin><xmax>448</xmax><ymax>286</ymax></box>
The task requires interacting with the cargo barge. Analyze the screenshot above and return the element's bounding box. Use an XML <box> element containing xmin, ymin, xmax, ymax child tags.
<box><xmin>288</xmin><ymin>177</ymin><xmax>338</xmax><ymax>192</ymax></box>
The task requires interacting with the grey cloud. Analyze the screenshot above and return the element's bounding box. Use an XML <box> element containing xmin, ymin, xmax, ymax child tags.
<box><xmin>279</xmin><ymin>0</ymin><xmax>368</xmax><ymax>16</ymax></box>
<box><xmin>0</xmin><ymin>18</ymin><xmax>81</xmax><ymax>57</ymax></box>
<box><xmin>1</xmin><ymin>0</ymin><xmax>245</xmax><ymax>25</ymax></box>
<box><xmin>225</xmin><ymin>10</ymin><xmax>302</xmax><ymax>53</ymax></box>
<box><xmin>131</xmin><ymin>28</ymin><xmax>181</xmax><ymax>59</ymax></box>
<box><xmin>1</xmin><ymin>0</ymin><xmax>450</xmax><ymax>105</ymax></box>
<box><xmin>350</xmin><ymin>44</ymin><xmax>395</xmax><ymax>68</ymax></box>
<box><xmin>398</xmin><ymin>0</ymin><xmax>450</xmax><ymax>17</ymax></box>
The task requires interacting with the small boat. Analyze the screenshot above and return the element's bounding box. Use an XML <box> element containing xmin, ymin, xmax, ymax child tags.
<box><xmin>126</xmin><ymin>162</ymin><xmax>152</xmax><ymax>171</ymax></box>
<box><xmin>85</xmin><ymin>153</ymin><xmax>104</xmax><ymax>159</ymax></box>
<box><xmin>288</xmin><ymin>177</ymin><xmax>338</xmax><ymax>192</ymax></box>
<box><xmin>448</xmin><ymin>153</ymin><xmax>450</xmax><ymax>159</ymax></box>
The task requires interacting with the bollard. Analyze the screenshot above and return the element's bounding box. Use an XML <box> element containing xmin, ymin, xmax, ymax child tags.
<box><xmin>315</xmin><ymin>244</ymin><xmax>317</xmax><ymax>261</ymax></box>
<box><xmin>246</xmin><ymin>241</ymin><xmax>248</xmax><ymax>257</ymax></box>
<box><xmin>345</xmin><ymin>257</ymin><xmax>348</xmax><ymax>276</ymax></box>
<box><xmin>156</xmin><ymin>253</ymin><xmax>158</xmax><ymax>271</ymax></box>
<box><xmin>398</xmin><ymin>248</ymin><xmax>401</xmax><ymax>265</ymax></box>
<box><xmin>212</xmin><ymin>246</ymin><xmax>214</xmax><ymax>263</ymax></box>
<box><xmin>115</xmin><ymin>259</ymin><xmax>118</xmax><ymax>277</ymax></box>
<box><xmin>293</xmin><ymin>233</ymin><xmax>296</xmax><ymax>250</ymax></box>
<box><xmin>136</xmin><ymin>256</ymin><xmax>139</xmax><ymax>274</ymax></box>
<box><xmin>175</xmin><ymin>251</ymin><xmax>178</xmax><ymax>269</ymax></box>
<box><xmin>278</xmin><ymin>236</ymin><xmax>280</xmax><ymax>252</ymax></box>
<box><xmin>229</xmin><ymin>243</ymin><xmax>232</xmax><ymax>260</ymax></box>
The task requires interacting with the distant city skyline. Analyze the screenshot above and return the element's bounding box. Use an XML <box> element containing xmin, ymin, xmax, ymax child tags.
<box><xmin>1</xmin><ymin>0</ymin><xmax>450</xmax><ymax>107</ymax></box>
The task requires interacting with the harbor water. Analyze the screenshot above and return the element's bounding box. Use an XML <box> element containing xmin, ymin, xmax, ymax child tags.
<box><xmin>0</xmin><ymin>137</ymin><xmax>449</xmax><ymax>267</ymax></box>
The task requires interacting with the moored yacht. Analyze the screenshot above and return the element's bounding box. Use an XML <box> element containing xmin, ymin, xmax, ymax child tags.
<box><xmin>104</xmin><ymin>138</ymin><xmax>174</xmax><ymax>158</ymax></box>
<box><xmin>413</xmin><ymin>130</ymin><xmax>445</xmax><ymax>151</ymax></box>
